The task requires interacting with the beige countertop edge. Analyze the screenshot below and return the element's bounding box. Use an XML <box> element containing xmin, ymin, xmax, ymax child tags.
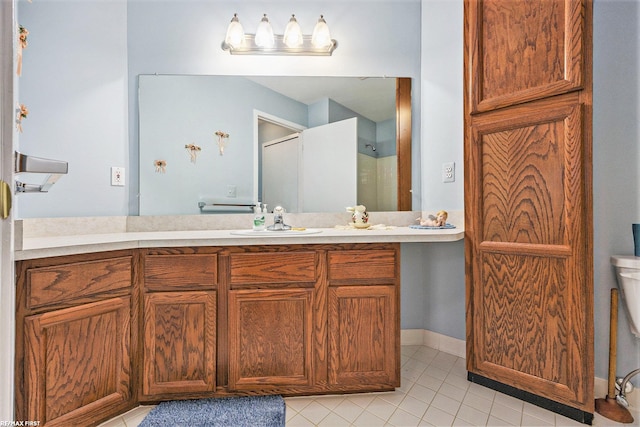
<box><xmin>15</xmin><ymin>227</ymin><xmax>465</xmax><ymax>261</ymax></box>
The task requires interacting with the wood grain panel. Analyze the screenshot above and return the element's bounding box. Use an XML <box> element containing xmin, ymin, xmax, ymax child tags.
<box><xmin>482</xmin><ymin>121</ymin><xmax>566</xmax><ymax>245</ymax></box>
<box><xmin>396</xmin><ymin>77</ymin><xmax>412</xmax><ymax>210</ymax></box>
<box><xmin>470</xmin><ymin>96</ymin><xmax>584</xmax><ymax>246</ymax></box>
<box><xmin>466</xmin><ymin>94</ymin><xmax>593</xmax><ymax>414</ymax></box>
<box><xmin>143</xmin><ymin>291</ymin><xmax>216</xmax><ymax>396</ymax></box>
<box><xmin>27</xmin><ymin>256</ymin><xmax>132</xmax><ymax>309</ymax></box>
<box><xmin>24</xmin><ymin>297</ymin><xmax>131</xmax><ymax>426</ymax></box>
<box><xmin>328</xmin><ymin>285</ymin><xmax>397</xmax><ymax>386</ymax></box>
<box><xmin>229</xmin><ymin>252</ymin><xmax>316</xmax><ymax>285</ymax></box>
<box><xmin>144</xmin><ymin>254</ymin><xmax>217</xmax><ymax>291</ymax></box>
<box><xmin>467</xmin><ymin>0</ymin><xmax>585</xmax><ymax>112</ymax></box>
<box><xmin>480</xmin><ymin>254</ymin><xmax>568</xmax><ymax>381</ymax></box>
<box><xmin>328</xmin><ymin>250</ymin><xmax>396</xmax><ymax>281</ymax></box>
<box><xmin>228</xmin><ymin>289</ymin><xmax>313</xmax><ymax>389</ymax></box>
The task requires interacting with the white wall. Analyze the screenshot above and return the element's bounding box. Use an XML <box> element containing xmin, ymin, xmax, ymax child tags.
<box><xmin>410</xmin><ymin>0</ymin><xmax>466</xmax><ymax>339</ymax></box>
<box><xmin>126</xmin><ymin>0</ymin><xmax>422</xmax><ymax>215</ymax></box>
<box><xmin>16</xmin><ymin>0</ymin><xmax>421</xmax><ymax>218</ymax></box>
<box><xmin>17</xmin><ymin>0</ymin><xmax>128</xmax><ymax>217</ymax></box>
<box><xmin>592</xmin><ymin>0</ymin><xmax>640</xmax><ymax>384</ymax></box>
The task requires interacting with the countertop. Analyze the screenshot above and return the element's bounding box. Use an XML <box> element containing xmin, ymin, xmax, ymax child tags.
<box><xmin>15</xmin><ymin>212</ymin><xmax>465</xmax><ymax>260</ymax></box>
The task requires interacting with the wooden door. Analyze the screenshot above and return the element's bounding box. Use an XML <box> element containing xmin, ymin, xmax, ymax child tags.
<box><xmin>24</xmin><ymin>297</ymin><xmax>132</xmax><ymax>426</ymax></box>
<box><xmin>142</xmin><ymin>291</ymin><xmax>216</xmax><ymax>398</ymax></box>
<box><xmin>464</xmin><ymin>0</ymin><xmax>593</xmax><ymax>423</ymax></box>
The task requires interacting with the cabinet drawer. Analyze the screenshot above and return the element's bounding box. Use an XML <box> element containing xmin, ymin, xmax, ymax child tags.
<box><xmin>145</xmin><ymin>254</ymin><xmax>217</xmax><ymax>291</ymax></box>
<box><xmin>27</xmin><ymin>256</ymin><xmax>132</xmax><ymax>309</ymax></box>
<box><xmin>230</xmin><ymin>252</ymin><xmax>316</xmax><ymax>285</ymax></box>
<box><xmin>328</xmin><ymin>250</ymin><xmax>397</xmax><ymax>281</ymax></box>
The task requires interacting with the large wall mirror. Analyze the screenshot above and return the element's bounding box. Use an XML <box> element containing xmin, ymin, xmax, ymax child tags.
<box><xmin>138</xmin><ymin>75</ymin><xmax>411</xmax><ymax>215</ymax></box>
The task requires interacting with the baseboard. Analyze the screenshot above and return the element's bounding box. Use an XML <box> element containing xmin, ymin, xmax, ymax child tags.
<box><xmin>401</xmin><ymin>329</ymin><xmax>465</xmax><ymax>358</ymax></box>
<box><xmin>401</xmin><ymin>329</ymin><xmax>638</xmax><ymax>411</ymax></box>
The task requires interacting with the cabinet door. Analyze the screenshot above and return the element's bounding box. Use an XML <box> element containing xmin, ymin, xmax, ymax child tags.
<box><xmin>24</xmin><ymin>297</ymin><xmax>132</xmax><ymax>427</ymax></box>
<box><xmin>328</xmin><ymin>285</ymin><xmax>398</xmax><ymax>388</ymax></box>
<box><xmin>464</xmin><ymin>0</ymin><xmax>593</xmax><ymax>421</ymax></box>
<box><xmin>228</xmin><ymin>289</ymin><xmax>314</xmax><ymax>390</ymax></box>
<box><xmin>142</xmin><ymin>291</ymin><xmax>216</xmax><ymax>397</ymax></box>
<box><xmin>466</xmin><ymin>0</ymin><xmax>586</xmax><ymax>113</ymax></box>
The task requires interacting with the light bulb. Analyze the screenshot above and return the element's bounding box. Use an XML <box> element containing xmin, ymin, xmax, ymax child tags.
<box><xmin>283</xmin><ymin>14</ymin><xmax>303</xmax><ymax>48</ymax></box>
<box><xmin>224</xmin><ymin>13</ymin><xmax>245</xmax><ymax>48</ymax></box>
<box><xmin>312</xmin><ymin>15</ymin><xmax>332</xmax><ymax>49</ymax></box>
<box><xmin>255</xmin><ymin>14</ymin><xmax>275</xmax><ymax>48</ymax></box>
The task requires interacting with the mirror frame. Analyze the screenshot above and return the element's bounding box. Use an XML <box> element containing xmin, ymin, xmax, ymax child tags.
<box><xmin>396</xmin><ymin>77</ymin><xmax>412</xmax><ymax>210</ymax></box>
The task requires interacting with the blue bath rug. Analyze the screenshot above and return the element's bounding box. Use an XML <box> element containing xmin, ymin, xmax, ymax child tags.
<box><xmin>139</xmin><ymin>395</ymin><xmax>286</xmax><ymax>427</ymax></box>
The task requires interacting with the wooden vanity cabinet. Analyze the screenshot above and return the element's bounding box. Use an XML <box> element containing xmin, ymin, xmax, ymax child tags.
<box><xmin>16</xmin><ymin>243</ymin><xmax>401</xmax><ymax>423</ymax></box>
<box><xmin>140</xmin><ymin>248</ymin><xmax>218</xmax><ymax>401</ymax></box>
<box><xmin>226</xmin><ymin>249</ymin><xmax>318</xmax><ymax>393</ymax></box>
<box><xmin>15</xmin><ymin>251</ymin><xmax>136</xmax><ymax>427</ymax></box>
<box><xmin>327</xmin><ymin>249</ymin><xmax>400</xmax><ymax>390</ymax></box>
<box><xmin>144</xmin><ymin>244</ymin><xmax>401</xmax><ymax>397</ymax></box>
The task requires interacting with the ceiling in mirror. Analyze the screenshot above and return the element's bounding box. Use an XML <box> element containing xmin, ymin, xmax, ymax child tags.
<box><xmin>246</xmin><ymin>76</ymin><xmax>397</xmax><ymax>122</ymax></box>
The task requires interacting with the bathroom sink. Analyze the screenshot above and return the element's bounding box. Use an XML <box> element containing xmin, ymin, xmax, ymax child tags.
<box><xmin>230</xmin><ymin>229</ymin><xmax>323</xmax><ymax>237</ymax></box>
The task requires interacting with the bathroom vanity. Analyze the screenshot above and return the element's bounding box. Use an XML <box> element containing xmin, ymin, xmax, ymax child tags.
<box><xmin>14</xmin><ymin>218</ymin><xmax>462</xmax><ymax>426</ymax></box>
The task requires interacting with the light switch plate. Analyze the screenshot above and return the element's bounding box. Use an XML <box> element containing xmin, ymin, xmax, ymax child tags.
<box><xmin>111</xmin><ymin>167</ymin><xmax>125</xmax><ymax>186</ymax></box>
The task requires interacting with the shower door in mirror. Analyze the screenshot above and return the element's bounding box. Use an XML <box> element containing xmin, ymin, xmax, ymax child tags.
<box><xmin>262</xmin><ymin>118</ymin><xmax>357</xmax><ymax>213</ymax></box>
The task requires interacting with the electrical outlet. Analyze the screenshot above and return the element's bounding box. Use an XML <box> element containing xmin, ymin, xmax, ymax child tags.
<box><xmin>111</xmin><ymin>167</ymin><xmax>125</xmax><ymax>186</ymax></box>
<box><xmin>442</xmin><ymin>162</ymin><xmax>455</xmax><ymax>183</ymax></box>
<box><xmin>227</xmin><ymin>185</ymin><xmax>237</xmax><ymax>198</ymax></box>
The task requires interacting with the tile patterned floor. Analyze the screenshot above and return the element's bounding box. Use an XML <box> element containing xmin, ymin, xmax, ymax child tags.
<box><xmin>99</xmin><ymin>344</ymin><xmax>639</xmax><ymax>427</ymax></box>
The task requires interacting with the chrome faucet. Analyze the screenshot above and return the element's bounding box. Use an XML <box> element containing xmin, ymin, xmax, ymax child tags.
<box><xmin>267</xmin><ymin>205</ymin><xmax>291</xmax><ymax>231</ymax></box>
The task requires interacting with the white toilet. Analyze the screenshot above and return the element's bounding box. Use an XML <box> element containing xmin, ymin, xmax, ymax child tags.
<box><xmin>611</xmin><ymin>256</ymin><xmax>640</xmax><ymax>338</ymax></box>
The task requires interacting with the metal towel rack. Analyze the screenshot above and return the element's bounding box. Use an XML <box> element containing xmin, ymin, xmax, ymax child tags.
<box><xmin>198</xmin><ymin>201</ymin><xmax>256</xmax><ymax>212</ymax></box>
<box><xmin>15</xmin><ymin>151</ymin><xmax>68</xmax><ymax>193</ymax></box>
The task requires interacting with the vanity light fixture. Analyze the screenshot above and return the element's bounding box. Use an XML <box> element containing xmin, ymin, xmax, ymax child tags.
<box><xmin>224</xmin><ymin>13</ymin><xmax>245</xmax><ymax>48</ymax></box>
<box><xmin>254</xmin><ymin>14</ymin><xmax>275</xmax><ymax>48</ymax></box>
<box><xmin>283</xmin><ymin>15</ymin><xmax>303</xmax><ymax>48</ymax></box>
<box><xmin>221</xmin><ymin>13</ymin><xmax>337</xmax><ymax>56</ymax></box>
<box><xmin>311</xmin><ymin>15</ymin><xmax>332</xmax><ymax>49</ymax></box>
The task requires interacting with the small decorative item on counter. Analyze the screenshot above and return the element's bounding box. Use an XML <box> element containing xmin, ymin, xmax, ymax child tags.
<box><xmin>417</xmin><ymin>210</ymin><xmax>448</xmax><ymax>227</ymax></box>
<box><xmin>215</xmin><ymin>130</ymin><xmax>229</xmax><ymax>155</ymax></box>
<box><xmin>16</xmin><ymin>103</ymin><xmax>28</xmax><ymax>133</ymax></box>
<box><xmin>154</xmin><ymin>159</ymin><xmax>167</xmax><ymax>173</ymax></box>
<box><xmin>346</xmin><ymin>205</ymin><xmax>370</xmax><ymax>228</ymax></box>
<box><xmin>185</xmin><ymin>143</ymin><xmax>201</xmax><ymax>163</ymax></box>
<box><xmin>17</xmin><ymin>25</ymin><xmax>28</xmax><ymax>76</ymax></box>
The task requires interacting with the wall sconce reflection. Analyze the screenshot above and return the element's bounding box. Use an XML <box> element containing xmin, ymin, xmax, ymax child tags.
<box><xmin>215</xmin><ymin>131</ymin><xmax>229</xmax><ymax>155</ymax></box>
<box><xmin>185</xmin><ymin>144</ymin><xmax>201</xmax><ymax>163</ymax></box>
<box><xmin>154</xmin><ymin>160</ymin><xmax>167</xmax><ymax>173</ymax></box>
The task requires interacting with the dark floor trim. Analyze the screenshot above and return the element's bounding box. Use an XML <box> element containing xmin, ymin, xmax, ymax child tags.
<box><xmin>467</xmin><ymin>372</ymin><xmax>594</xmax><ymax>425</ymax></box>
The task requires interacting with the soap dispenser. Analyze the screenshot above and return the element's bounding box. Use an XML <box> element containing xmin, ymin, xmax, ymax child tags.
<box><xmin>253</xmin><ymin>203</ymin><xmax>265</xmax><ymax>231</ymax></box>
